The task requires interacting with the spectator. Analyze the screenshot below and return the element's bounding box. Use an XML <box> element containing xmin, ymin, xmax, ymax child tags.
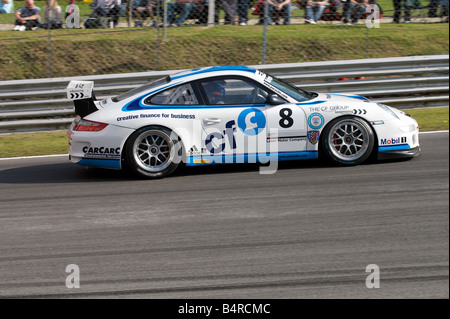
<box><xmin>219</xmin><ymin>0</ymin><xmax>237</xmax><ymax>24</ymax></box>
<box><xmin>92</xmin><ymin>0</ymin><xmax>122</xmax><ymax>27</ymax></box>
<box><xmin>133</xmin><ymin>0</ymin><xmax>157</xmax><ymax>26</ymax></box>
<box><xmin>428</xmin><ymin>0</ymin><xmax>440</xmax><ymax>17</ymax></box>
<box><xmin>237</xmin><ymin>0</ymin><xmax>249</xmax><ymax>25</ymax></box>
<box><xmin>13</xmin><ymin>0</ymin><xmax>40</xmax><ymax>31</ymax></box>
<box><xmin>166</xmin><ymin>0</ymin><xmax>203</xmax><ymax>27</ymax></box>
<box><xmin>41</xmin><ymin>0</ymin><xmax>63</xmax><ymax>29</ymax></box>
<box><xmin>0</xmin><ymin>0</ymin><xmax>14</xmax><ymax>14</ymax></box>
<box><xmin>268</xmin><ymin>0</ymin><xmax>291</xmax><ymax>24</ymax></box>
<box><xmin>441</xmin><ymin>0</ymin><xmax>449</xmax><ymax>21</ymax></box>
<box><xmin>392</xmin><ymin>0</ymin><xmax>404</xmax><ymax>22</ymax></box>
<box><xmin>341</xmin><ymin>0</ymin><xmax>368</xmax><ymax>24</ymax></box>
<box><xmin>305</xmin><ymin>0</ymin><xmax>328</xmax><ymax>24</ymax></box>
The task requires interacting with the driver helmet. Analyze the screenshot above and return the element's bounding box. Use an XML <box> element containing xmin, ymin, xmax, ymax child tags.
<box><xmin>203</xmin><ymin>80</ymin><xmax>226</xmax><ymax>104</ymax></box>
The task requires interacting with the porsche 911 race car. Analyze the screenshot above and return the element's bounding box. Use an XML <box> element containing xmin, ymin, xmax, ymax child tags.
<box><xmin>66</xmin><ymin>65</ymin><xmax>420</xmax><ymax>178</ymax></box>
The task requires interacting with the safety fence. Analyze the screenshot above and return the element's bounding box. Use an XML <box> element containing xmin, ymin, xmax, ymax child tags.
<box><xmin>0</xmin><ymin>0</ymin><xmax>449</xmax><ymax>81</ymax></box>
<box><xmin>0</xmin><ymin>54</ymin><xmax>447</xmax><ymax>133</ymax></box>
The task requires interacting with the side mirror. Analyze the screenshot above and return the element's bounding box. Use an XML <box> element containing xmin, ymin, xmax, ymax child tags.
<box><xmin>266</xmin><ymin>94</ymin><xmax>286</xmax><ymax>105</ymax></box>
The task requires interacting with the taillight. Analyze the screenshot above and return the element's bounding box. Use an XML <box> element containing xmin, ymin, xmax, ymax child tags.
<box><xmin>73</xmin><ymin>119</ymin><xmax>108</xmax><ymax>131</ymax></box>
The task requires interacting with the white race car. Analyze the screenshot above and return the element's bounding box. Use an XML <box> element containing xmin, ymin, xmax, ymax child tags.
<box><xmin>67</xmin><ymin>65</ymin><xmax>420</xmax><ymax>178</ymax></box>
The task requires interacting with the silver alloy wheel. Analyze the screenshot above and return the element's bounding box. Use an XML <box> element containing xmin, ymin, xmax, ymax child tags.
<box><xmin>132</xmin><ymin>130</ymin><xmax>174</xmax><ymax>173</ymax></box>
<box><xmin>327</xmin><ymin>120</ymin><xmax>371</xmax><ymax>162</ymax></box>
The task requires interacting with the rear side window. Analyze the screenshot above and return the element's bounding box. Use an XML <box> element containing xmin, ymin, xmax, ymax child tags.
<box><xmin>147</xmin><ymin>84</ymin><xmax>199</xmax><ymax>105</ymax></box>
<box><xmin>113</xmin><ymin>77</ymin><xmax>168</xmax><ymax>102</ymax></box>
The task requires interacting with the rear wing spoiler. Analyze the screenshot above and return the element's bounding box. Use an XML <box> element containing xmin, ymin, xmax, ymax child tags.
<box><xmin>66</xmin><ymin>80</ymin><xmax>98</xmax><ymax>118</ymax></box>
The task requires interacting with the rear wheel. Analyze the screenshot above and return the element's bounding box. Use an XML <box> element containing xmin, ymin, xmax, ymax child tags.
<box><xmin>125</xmin><ymin>127</ymin><xmax>182</xmax><ymax>178</ymax></box>
<box><xmin>321</xmin><ymin>116</ymin><xmax>375</xmax><ymax>165</ymax></box>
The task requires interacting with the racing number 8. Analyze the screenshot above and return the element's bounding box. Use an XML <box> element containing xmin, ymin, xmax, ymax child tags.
<box><xmin>279</xmin><ymin>108</ymin><xmax>294</xmax><ymax>128</ymax></box>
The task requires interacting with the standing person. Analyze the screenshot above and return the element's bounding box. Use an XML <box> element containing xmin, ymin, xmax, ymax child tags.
<box><xmin>41</xmin><ymin>0</ymin><xmax>63</xmax><ymax>29</ymax></box>
<box><xmin>13</xmin><ymin>0</ymin><xmax>40</xmax><ymax>31</ymax></box>
<box><xmin>305</xmin><ymin>0</ymin><xmax>328</xmax><ymax>24</ymax></box>
<box><xmin>237</xmin><ymin>0</ymin><xmax>249</xmax><ymax>25</ymax></box>
<box><xmin>220</xmin><ymin>0</ymin><xmax>237</xmax><ymax>24</ymax></box>
<box><xmin>341</xmin><ymin>0</ymin><xmax>368</xmax><ymax>24</ymax></box>
<box><xmin>392</xmin><ymin>0</ymin><xmax>403</xmax><ymax>23</ymax></box>
<box><xmin>0</xmin><ymin>0</ymin><xmax>14</xmax><ymax>14</ymax></box>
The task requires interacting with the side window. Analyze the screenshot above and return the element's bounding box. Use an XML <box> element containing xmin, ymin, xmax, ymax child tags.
<box><xmin>200</xmin><ymin>78</ymin><xmax>269</xmax><ymax>105</ymax></box>
<box><xmin>147</xmin><ymin>83</ymin><xmax>199</xmax><ymax>105</ymax></box>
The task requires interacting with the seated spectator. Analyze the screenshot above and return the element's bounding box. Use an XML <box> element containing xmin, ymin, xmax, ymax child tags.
<box><xmin>0</xmin><ymin>0</ymin><xmax>14</xmax><ymax>14</ymax></box>
<box><xmin>166</xmin><ymin>0</ymin><xmax>203</xmax><ymax>27</ymax></box>
<box><xmin>41</xmin><ymin>0</ymin><xmax>63</xmax><ymax>29</ymax></box>
<box><xmin>341</xmin><ymin>0</ymin><xmax>368</xmax><ymax>24</ymax></box>
<box><xmin>254</xmin><ymin>0</ymin><xmax>291</xmax><ymax>24</ymax></box>
<box><xmin>92</xmin><ymin>0</ymin><xmax>122</xmax><ymax>27</ymax></box>
<box><xmin>13</xmin><ymin>0</ymin><xmax>40</xmax><ymax>31</ymax></box>
<box><xmin>268</xmin><ymin>0</ymin><xmax>292</xmax><ymax>24</ymax></box>
<box><xmin>133</xmin><ymin>0</ymin><xmax>157</xmax><ymax>27</ymax></box>
<box><xmin>305</xmin><ymin>0</ymin><xmax>329</xmax><ymax>24</ymax></box>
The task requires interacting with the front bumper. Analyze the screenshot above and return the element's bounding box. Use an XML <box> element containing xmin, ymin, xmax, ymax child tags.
<box><xmin>377</xmin><ymin>146</ymin><xmax>421</xmax><ymax>160</ymax></box>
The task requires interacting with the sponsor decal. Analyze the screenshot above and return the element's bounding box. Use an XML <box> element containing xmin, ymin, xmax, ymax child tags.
<box><xmin>380</xmin><ymin>137</ymin><xmax>407</xmax><ymax>145</ymax></box>
<box><xmin>307</xmin><ymin>130</ymin><xmax>320</xmax><ymax>145</ymax></box>
<box><xmin>193</xmin><ymin>158</ymin><xmax>211</xmax><ymax>164</ymax></box>
<box><xmin>308</xmin><ymin>113</ymin><xmax>325</xmax><ymax>129</ymax></box>
<box><xmin>353</xmin><ymin>109</ymin><xmax>367</xmax><ymax>115</ymax></box>
<box><xmin>117</xmin><ymin>113</ymin><xmax>196</xmax><ymax>122</ymax></box>
<box><xmin>82</xmin><ymin>146</ymin><xmax>121</xmax><ymax>159</ymax></box>
<box><xmin>309</xmin><ymin>105</ymin><xmax>351</xmax><ymax>113</ymax></box>
<box><xmin>267</xmin><ymin>136</ymin><xmax>307</xmax><ymax>143</ymax></box>
<box><xmin>237</xmin><ymin>108</ymin><xmax>266</xmax><ymax>136</ymax></box>
<box><xmin>205</xmin><ymin>120</ymin><xmax>237</xmax><ymax>154</ymax></box>
<box><xmin>187</xmin><ymin>145</ymin><xmax>201</xmax><ymax>156</ymax></box>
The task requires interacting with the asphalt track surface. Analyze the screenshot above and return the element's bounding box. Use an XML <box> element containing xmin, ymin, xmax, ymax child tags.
<box><xmin>0</xmin><ymin>132</ymin><xmax>448</xmax><ymax>299</ymax></box>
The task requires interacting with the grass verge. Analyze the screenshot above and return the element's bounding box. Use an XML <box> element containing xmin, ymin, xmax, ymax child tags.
<box><xmin>0</xmin><ymin>107</ymin><xmax>447</xmax><ymax>158</ymax></box>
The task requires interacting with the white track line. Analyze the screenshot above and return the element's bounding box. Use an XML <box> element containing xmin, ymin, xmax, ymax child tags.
<box><xmin>0</xmin><ymin>154</ymin><xmax>67</xmax><ymax>161</ymax></box>
<box><xmin>0</xmin><ymin>130</ymin><xmax>448</xmax><ymax>161</ymax></box>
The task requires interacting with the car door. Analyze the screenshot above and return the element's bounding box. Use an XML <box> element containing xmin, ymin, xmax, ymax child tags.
<box><xmin>263</xmin><ymin>76</ymin><xmax>308</xmax><ymax>154</ymax></box>
<box><xmin>196</xmin><ymin>76</ymin><xmax>270</xmax><ymax>164</ymax></box>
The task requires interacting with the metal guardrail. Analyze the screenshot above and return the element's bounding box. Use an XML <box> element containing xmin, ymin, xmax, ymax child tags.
<box><xmin>0</xmin><ymin>55</ymin><xmax>448</xmax><ymax>133</ymax></box>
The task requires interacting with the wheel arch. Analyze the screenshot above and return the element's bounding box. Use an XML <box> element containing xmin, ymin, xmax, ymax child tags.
<box><xmin>121</xmin><ymin>124</ymin><xmax>187</xmax><ymax>166</ymax></box>
<box><xmin>318</xmin><ymin>114</ymin><xmax>377</xmax><ymax>165</ymax></box>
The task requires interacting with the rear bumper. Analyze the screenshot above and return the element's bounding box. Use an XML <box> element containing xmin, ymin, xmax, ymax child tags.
<box><xmin>378</xmin><ymin>146</ymin><xmax>421</xmax><ymax>160</ymax></box>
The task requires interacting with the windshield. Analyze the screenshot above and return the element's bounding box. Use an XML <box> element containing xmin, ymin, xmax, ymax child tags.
<box><xmin>265</xmin><ymin>74</ymin><xmax>315</xmax><ymax>102</ymax></box>
<box><xmin>112</xmin><ymin>77</ymin><xmax>169</xmax><ymax>102</ymax></box>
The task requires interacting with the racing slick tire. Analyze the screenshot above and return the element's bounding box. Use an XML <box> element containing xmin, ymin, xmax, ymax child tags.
<box><xmin>320</xmin><ymin>116</ymin><xmax>375</xmax><ymax>165</ymax></box>
<box><xmin>125</xmin><ymin>126</ymin><xmax>182</xmax><ymax>178</ymax></box>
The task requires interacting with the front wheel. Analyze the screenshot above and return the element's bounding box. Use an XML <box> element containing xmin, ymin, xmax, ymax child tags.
<box><xmin>125</xmin><ymin>127</ymin><xmax>182</xmax><ymax>178</ymax></box>
<box><xmin>321</xmin><ymin>116</ymin><xmax>375</xmax><ymax>165</ymax></box>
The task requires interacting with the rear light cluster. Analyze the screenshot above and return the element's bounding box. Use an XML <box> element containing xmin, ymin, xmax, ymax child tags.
<box><xmin>73</xmin><ymin>119</ymin><xmax>108</xmax><ymax>131</ymax></box>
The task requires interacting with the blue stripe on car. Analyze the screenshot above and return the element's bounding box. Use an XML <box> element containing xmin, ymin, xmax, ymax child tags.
<box><xmin>186</xmin><ymin>151</ymin><xmax>318</xmax><ymax>166</ymax></box>
<box><xmin>295</xmin><ymin>101</ymin><xmax>327</xmax><ymax>106</ymax></box>
<box><xmin>170</xmin><ymin>65</ymin><xmax>256</xmax><ymax>81</ymax></box>
<box><xmin>378</xmin><ymin>144</ymin><xmax>411</xmax><ymax>151</ymax></box>
<box><xmin>329</xmin><ymin>93</ymin><xmax>369</xmax><ymax>101</ymax></box>
<box><xmin>77</xmin><ymin>158</ymin><xmax>121</xmax><ymax>169</ymax></box>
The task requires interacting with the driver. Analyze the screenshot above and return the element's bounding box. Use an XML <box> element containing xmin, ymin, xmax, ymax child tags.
<box><xmin>203</xmin><ymin>80</ymin><xmax>226</xmax><ymax>105</ymax></box>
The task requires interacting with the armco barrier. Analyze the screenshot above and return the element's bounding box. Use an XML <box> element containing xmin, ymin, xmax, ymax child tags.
<box><xmin>0</xmin><ymin>55</ymin><xmax>448</xmax><ymax>133</ymax></box>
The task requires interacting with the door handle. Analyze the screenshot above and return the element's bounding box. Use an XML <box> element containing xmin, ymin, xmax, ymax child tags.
<box><xmin>203</xmin><ymin>118</ymin><xmax>222</xmax><ymax>125</ymax></box>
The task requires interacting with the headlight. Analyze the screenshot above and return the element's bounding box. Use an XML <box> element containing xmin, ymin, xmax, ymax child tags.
<box><xmin>377</xmin><ymin>103</ymin><xmax>400</xmax><ymax>120</ymax></box>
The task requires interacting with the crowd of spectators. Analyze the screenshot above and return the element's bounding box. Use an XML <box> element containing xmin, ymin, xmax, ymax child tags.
<box><xmin>1</xmin><ymin>0</ymin><xmax>448</xmax><ymax>30</ymax></box>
